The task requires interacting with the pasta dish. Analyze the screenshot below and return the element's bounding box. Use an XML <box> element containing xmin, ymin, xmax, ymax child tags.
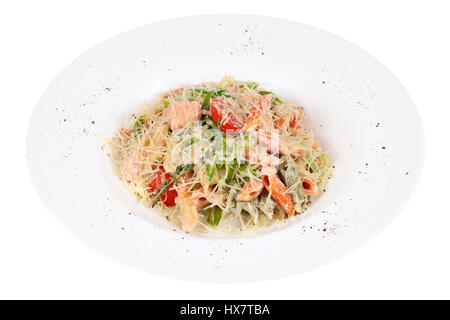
<box><xmin>109</xmin><ymin>77</ymin><xmax>332</xmax><ymax>233</ymax></box>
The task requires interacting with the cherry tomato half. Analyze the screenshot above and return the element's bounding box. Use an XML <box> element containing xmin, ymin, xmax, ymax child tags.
<box><xmin>210</xmin><ymin>97</ymin><xmax>243</xmax><ymax>134</ymax></box>
<box><xmin>148</xmin><ymin>166</ymin><xmax>177</xmax><ymax>206</ymax></box>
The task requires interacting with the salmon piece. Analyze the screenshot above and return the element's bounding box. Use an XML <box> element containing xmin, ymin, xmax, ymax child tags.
<box><xmin>121</xmin><ymin>150</ymin><xmax>142</xmax><ymax>181</ymax></box>
<box><xmin>163</xmin><ymin>100</ymin><xmax>201</xmax><ymax>130</ymax></box>
<box><xmin>229</xmin><ymin>86</ymin><xmax>240</xmax><ymax>93</ymax></box>
<box><xmin>245</xmin><ymin>147</ymin><xmax>283</xmax><ymax>167</ymax></box>
<box><xmin>289</xmin><ymin>113</ymin><xmax>304</xmax><ymax>129</ymax></box>
<box><xmin>179</xmin><ymin>197</ymin><xmax>199</xmax><ymax>232</ymax></box>
<box><xmin>242</xmin><ymin>95</ymin><xmax>274</xmax><ymax>132</ymax></box>
<box><xmin>191</xmin><ymin>190</ymin><xmax>209</xmax><ymax>208</ymax></box>
<box><xmin>256</xmin><ymin>131</ymin><xmax>305</xmax><ymax>158</ymax></box>
<box><xmin>274</xmin><ymin>118</ymin><xmax>301</xmax><ymax>133</ymax></box>
<box><xmin>259</xmin><ymin>94</ymin><xmax>272</xmax><ymax>112</ymax></box>
<box><xmin>237</xmin><ymin>179</ymin><xmax>264</xmax><ymax>201</ymax></box>
<box><xmin>274</xmin><ymin>118</ymin><xmax>287</xmax><ymax>131</ymax></box>
<box><xmin>279</xmin><ymin>136</ymin><xmax>305</xmax><ymax>157</ymax></box>
<box><xmin>242</xmin><ymin>110</ymin><xmax>258</xmax><ymax>132</ymax></box>
<box><xmin>274</xmin><ymin>109</ymin><xmax>305</xmax><ymax>132</ymax></box>
<box><xmin>191</xmin><ymin>188</ymin><xmax>226</xmax><ymax>207</ymax></box>
<box><xmin>288</xmin><ymin>148</ymin><xmax>305</xmax><ymax>158</ymax></box>
<box><xmin>256</xmin><ymin>131</ymin><xmax>280</xmax><ymax>155</ymax></box>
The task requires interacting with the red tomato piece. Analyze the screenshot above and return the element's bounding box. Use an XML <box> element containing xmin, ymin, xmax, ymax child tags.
<box><xmin>210</xmin><ymin>97</ymin><xmax>243</xmax><ymax>134</ymax></box>
<box><xmin>148</xmin><ymin>166</ymin><xmax>177</xmax><ymax>206</ymax></box>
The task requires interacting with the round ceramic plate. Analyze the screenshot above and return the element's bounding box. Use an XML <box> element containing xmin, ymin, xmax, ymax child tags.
<box><xmin>27</xmin><ymin>15</ymin><xmax>424</xmax><ymax>282</ymax></box>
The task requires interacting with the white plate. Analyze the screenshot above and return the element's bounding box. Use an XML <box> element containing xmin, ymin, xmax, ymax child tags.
<box><xmin>27</xmin><ymin>15</ymin><xmax>424</xmax><ymax>282</ymax></box>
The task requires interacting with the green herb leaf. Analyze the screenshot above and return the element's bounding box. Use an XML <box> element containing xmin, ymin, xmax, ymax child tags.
<box><xmin>189</xmin><ymin>137</ymin><xmax>200</xmax><ymax>145</ymax></box>
<box><xmin>133</xmin><ymin>117</ymin><xmax>144</xmax><ymax>135</ymax></box>
<box><xmin>193</xmin><ymin>88</ymin><xmax>210</xmax><ymax>95</ymax></box>
<box><xmin>210</xmin><ymin>206</ymin><xmax>222</xmax><ymax>225</ymax></box>
<box><xmin>246</xmin><ymin>82</ymin><xmax>259</xmax><ymax>89</ymax></box>
<box><xmin>273</xmin><ymin>96</ymin><xmax>283</xmax><ymax>104</ymax></box>
<box><xmin>319</xmin><ymin>153</ymin><xmax>328</xmax><ymax>167</ymax></box>
<box><xmin>202</xmin><ymin>91</ymin><xmax>214</xmax><ymax>110</ymax></box>
<box><xmin>213</xmin><ymin>89</ymin><xmax>231</xmax><ymax>98</ymax></box>
<box><xmin>203</xmin><ymin>206</ymin><xmax>222</xmax><ymax>225</ymax></box>
<box><xmin>258</xmin><ymin>90</ymin><xmax>283</xmax><ymax>104</ymax></box>
<box><xmin>189</xmin><ymin>88</ymin><xmax>231</xmax><ymax>99</ymax></box>
<box><xmin>225</xmin><ymin>160</ymin><xmax>238</xmax><ymax>184</ymax></box>
<box><xmin>162</xmin><ymin>99</ymin><xmax>170</xmax><ymax>107</ymax></box>
<box><xmin>205</xmin><ymin>162</ymin><xmax>216</xmax><ymax>181</ymax></box>
<box><xmin>238</xmin><ymin>164</ymin><xmax>259</xmax><ymax>179</ymax></box>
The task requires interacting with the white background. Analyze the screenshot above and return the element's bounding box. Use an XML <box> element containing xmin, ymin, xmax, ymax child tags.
<box><xmin>0</xmin><ymin>0</ymin><xmax>448</xmax><ymax>299</ymax></box>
